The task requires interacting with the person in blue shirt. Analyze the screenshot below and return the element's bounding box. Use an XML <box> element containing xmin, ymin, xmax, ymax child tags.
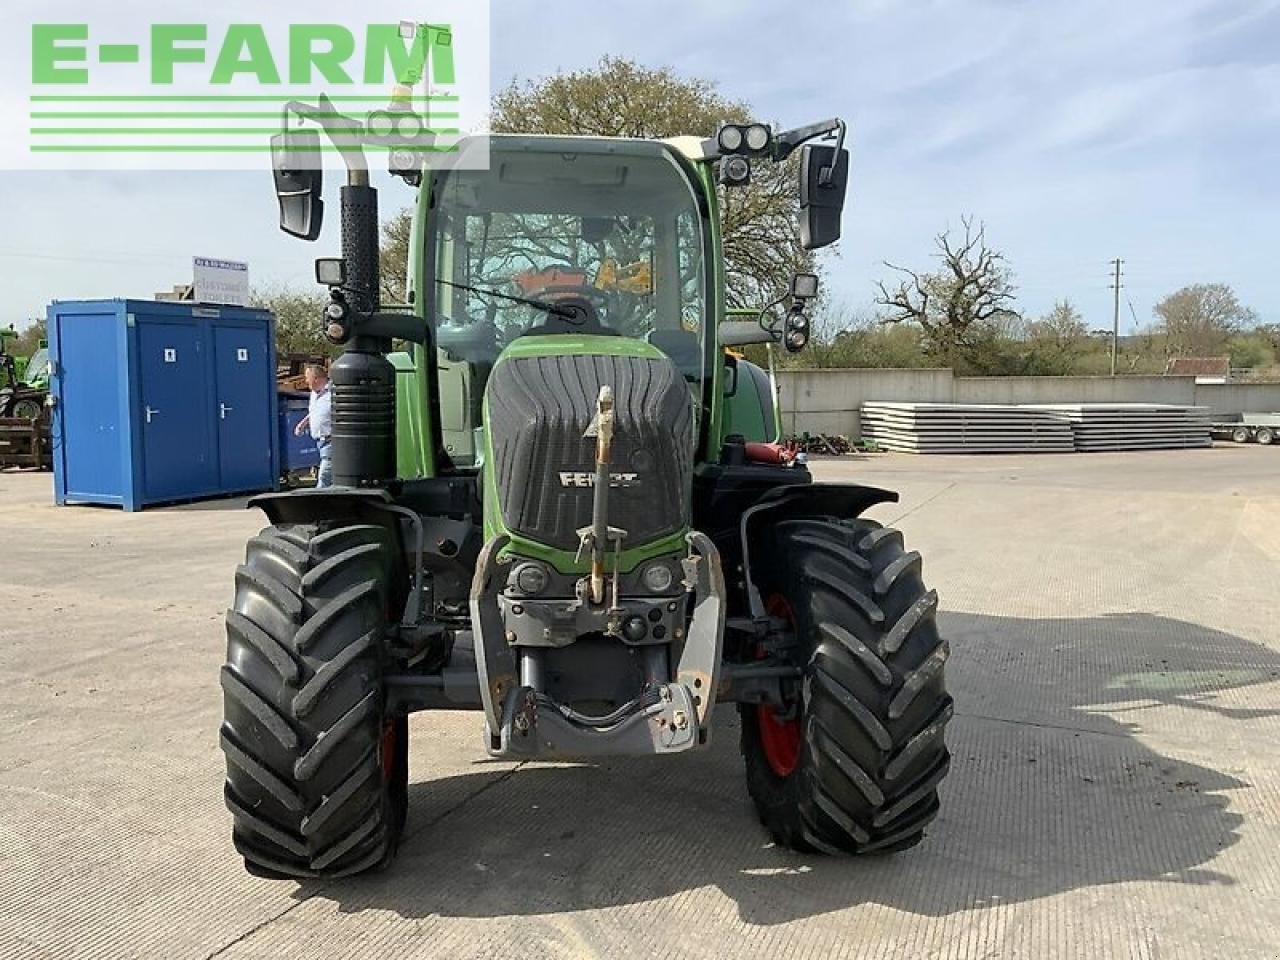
<box><xmin>294</xmin><ymin>364</ymin><xmax>333</xmax><ymax>488</ymax></box>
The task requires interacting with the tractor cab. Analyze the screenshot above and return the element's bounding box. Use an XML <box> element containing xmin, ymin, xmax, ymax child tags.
<box><xmin>425</xmin><ymin>135</ymin><xmax>713</xmax><ymax>469</ymax></box>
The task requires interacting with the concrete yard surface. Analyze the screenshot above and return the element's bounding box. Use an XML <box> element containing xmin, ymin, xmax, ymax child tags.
<box><xmin>1</xmin><ymin>447</ymin><xmax>1279</xmax><ymax>959</ymax></box>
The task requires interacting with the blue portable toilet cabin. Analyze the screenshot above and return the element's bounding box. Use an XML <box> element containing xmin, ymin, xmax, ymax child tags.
<box><xmin>49</xmin><ymin>299</ymin><xmax>279</xmax><ymax>510</ymax></box>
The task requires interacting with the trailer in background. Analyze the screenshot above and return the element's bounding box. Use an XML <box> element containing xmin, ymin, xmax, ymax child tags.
<box><xmin>1210</xmin><ymin>413</ymin><xmax>1279</xmax><ymax>446</ymax></box>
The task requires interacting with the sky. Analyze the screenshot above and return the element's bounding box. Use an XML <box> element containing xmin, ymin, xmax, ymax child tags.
<box><xmin>3</xmin><ymin>0</ymin><xmax>1277</xmax><ymax>334</ymax></box>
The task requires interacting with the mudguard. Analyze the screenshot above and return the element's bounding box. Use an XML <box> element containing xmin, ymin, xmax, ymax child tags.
<box><xmin>739</xmin><ymin>482</ymin><xmax>898</xmax><ymax>618</ymax></box>
<box><xmin>248</xmin><ymin>487</ymin><xmax>401</xmax><ymax>528</ymax></box>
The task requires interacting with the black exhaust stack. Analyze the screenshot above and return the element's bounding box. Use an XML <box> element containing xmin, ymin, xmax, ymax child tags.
<box><xmin>330</xmin><ymin>183</ymin><xmax>397</xmax><ymax>488</ymax></box>
<box><xmin>274</xmin><ymin>96</ymin><xmax>432</xmax><ymax>489</ymax></box>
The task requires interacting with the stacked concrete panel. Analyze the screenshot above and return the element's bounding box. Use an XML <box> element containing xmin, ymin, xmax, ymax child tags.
<box><xmin>860</xmin><ymin>402</ymin><xmax>1213</xmax><ymax>453</ymax></box>
<box><xmin>1029</xmin><ymin>404</ymin><xmax>1213</xmax><ymax>451</ymax></box>
<box><xmin>860</xmin><ymin>403</ymin><xmax>1075</xmax><ymax>453</ymax></box>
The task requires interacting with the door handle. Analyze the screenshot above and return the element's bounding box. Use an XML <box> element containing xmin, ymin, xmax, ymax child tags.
<box><xmin>220</xmin><ymin>403</ymin><xmax>234</xmax><ymax>420</ymax></box>
<box><xmin>145</xmin><ymin>406</ymin><xmax>160</xmax><ymax>424</ymax></box>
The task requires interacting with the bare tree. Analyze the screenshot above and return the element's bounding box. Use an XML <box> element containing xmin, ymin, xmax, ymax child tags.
<box><xmin>875</xmin><ymin>217</ymin><xmax>1019</xmax><ymax>363</ymax></box>
<box><xmin>1154</xmin><ymin>283</ymin><xmax>1257</xmax><ymax>357</ymax></box>
<box><xmin>379</xmin><ymin>210</ymin><xmax>413</xmax><ymax>306</ymax></box>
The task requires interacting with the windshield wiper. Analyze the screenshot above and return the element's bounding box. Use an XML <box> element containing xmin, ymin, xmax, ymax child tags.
<box><xmin>437</xmin><ymin>278</ymin><xmax>576</xmax><ymax>319</ymax></box>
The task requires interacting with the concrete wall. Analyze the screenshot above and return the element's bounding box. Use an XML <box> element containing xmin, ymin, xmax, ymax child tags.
<box><xmin>777</xmin><ymin>368</ymin><xmax>1280</xmax><ymax>437</ymax></box>
<box><xmin>954</xmin><ymin>375</ymin><xmax>1195</xmax><ymax>406</ymax></box>
<box><xmin>777</xmin><ymin>368</ymin><xmax>953</xmax><ymax>437</ymax></box>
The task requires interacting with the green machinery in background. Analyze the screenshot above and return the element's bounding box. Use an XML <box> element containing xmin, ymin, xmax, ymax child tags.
<box><xmin>0</xmin><ymin>327</ymin><xmax>50</xmax><ymax>421</ymax></box>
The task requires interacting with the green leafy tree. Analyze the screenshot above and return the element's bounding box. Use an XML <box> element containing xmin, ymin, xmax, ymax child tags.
<box><xmin>379</xmin><ymin>209</ymin><xmax>413</xmax><ymax>306</ymax></box>
<box><xmin>8</xmin><ymin>318</ymin><xmax>46</xmax><ymax>359</ymax></box>
<box><xmin>1154</xmin><ymin>283</ymin><xmax>1257</xmax><ymax>357</ymax></box>
<box><xmin>251</xmin><ymin>288</ymin><xmax>333</xmax><ymax>359</ymax></box>
<box><xmin>1026</xmin><ymin>299</ymin><xmax>1089</xmax><ymax>374</ymax></box>
<box><xmin>1227</xmin><ymin>333</ymin><xmax>1274</xmax><ymax>371</ymax></box>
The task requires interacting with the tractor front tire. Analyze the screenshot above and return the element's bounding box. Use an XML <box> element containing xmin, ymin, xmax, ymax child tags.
<box><xmin>220</xmin><ymin>522</ymin><xmax>407</xmax><ymax>879</ymax></box>
<box><xmin>740</xmin><ymin>517</ymin><xmax>952</xmax><ymax>855</ymax></box>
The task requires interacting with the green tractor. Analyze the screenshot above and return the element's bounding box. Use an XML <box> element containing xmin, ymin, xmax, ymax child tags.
<box><xmin>0</xmin><ymin>327</ymin><xmax>50</xmax><ymax>421</ymax></box>
<box><xmin>220</xmin><ymin>96</ymin><xmax>952</xmax><ymax>879</ymax></box>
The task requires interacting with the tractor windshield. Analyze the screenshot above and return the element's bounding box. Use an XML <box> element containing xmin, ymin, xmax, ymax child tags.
<box><xmin>427</xmin><ymin>142</ymin><xmax>709</xmax><ymax>464</ymax></box>
<box><xmin>24</xmin><ymin>347</ymin><xmax>50</xmax><ymax>387</ymax></box>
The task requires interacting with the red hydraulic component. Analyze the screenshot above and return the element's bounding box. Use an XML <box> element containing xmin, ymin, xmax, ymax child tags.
<box><xmin>743</xmin><ymin>441</ymin><xmax>798</xmax><ymax>465</ymax></box>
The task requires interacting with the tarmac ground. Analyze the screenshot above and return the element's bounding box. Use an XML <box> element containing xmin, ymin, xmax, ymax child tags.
<box><xmin>1</xmin><ymin>446</ymin><xmax>1278</xmax><ymax>958</ymax></box>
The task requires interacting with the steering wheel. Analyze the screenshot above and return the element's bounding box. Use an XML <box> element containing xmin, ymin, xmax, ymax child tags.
<box><xmin>525</xmin><ymin>287</ymin><xmax>613</xmax><ymax>336</ymax></box>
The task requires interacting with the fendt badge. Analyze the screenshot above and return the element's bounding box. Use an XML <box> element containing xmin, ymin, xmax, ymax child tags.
<box><xmin>559</xmin><ymin>472</ymin><xmax>640</xmax><ymax>488</ymax></box>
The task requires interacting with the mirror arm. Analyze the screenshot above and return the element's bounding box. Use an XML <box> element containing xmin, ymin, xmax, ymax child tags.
<box><xmin>357</xmin><ymin>311</ymin><xmax>431</xmax><ymax>344</ymax></box>
<box><xmin>821</xmin><ymin>120</ymin><xmax>847</xmax><ymax>186</ymax></box>
<box><xmin>282</xmin><ymin>95</ymin><xmax>369</xmax><ymax>186</ymax></box>
<box><xmin>772</xmin><ymin>117</ymin><xmax>844</xmax><ymax>162</ymax></box>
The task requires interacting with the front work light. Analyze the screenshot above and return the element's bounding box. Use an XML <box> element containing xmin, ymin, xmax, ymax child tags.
<box><xmin>785</xmin><ymin>312</ymin><xmax>811</xmax><ymax>354</ymax></box>
<box><xmin>744</xmin><ymin>123</ymin><xmax>772</xmax><ymax>153</ymax></box>
<box><xmin>791</xmin><ymin>272</ymin><xmax>820</xmax><ymax>301</ymax></box>
<box><xmin>717</xmin><ymin>122</ymin><xmax>773</xmax><ymax>156</ymax></box>
<box><xmin>367</xmin><ymin>111</ymin><xmax>397</xmax><ymax>138</ymax></box>
<box><xmin>719</xmin><ymin>154</ymin><xmax>752</xmax><ymax>187</ymax></box>
<box><xmin>717</xmin><ymin>124</ymin><xmax>744</xmax><ymax>153</ymax></box>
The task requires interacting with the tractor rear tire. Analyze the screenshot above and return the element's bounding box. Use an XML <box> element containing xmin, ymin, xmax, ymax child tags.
<box><xmin>220</xmin><ymin>522</ymin><xmax>407</xmax><ymax>879</ymax></box>
<box><xmin>1256</xmin><ymin>427</ymin><xmax>1275</xmax><ymax>446</ymax></box>
<box><xmin>740</xmin><ymin>516</ymin><xmax>952</xmax><ymax>855</ymax></box>
<box><xmin>1231</xmin><ymin>426</ymin><xmax>1251</xmax><ymax>444</ymax></box>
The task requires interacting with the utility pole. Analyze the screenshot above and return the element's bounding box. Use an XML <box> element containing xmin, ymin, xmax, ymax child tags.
<box><xmin>1109</xmin><ymin>258</ymin><xmax>1124</xmax><ymax>376</ymax></box>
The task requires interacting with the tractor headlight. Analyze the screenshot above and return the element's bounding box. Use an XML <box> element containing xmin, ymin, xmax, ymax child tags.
<box><xmin>719</xmin><ymin>155</ymin><xmax>752</xmax><ymax>187</ymax></box>
<box><xmin>641</xmin><ymin>561</ymin><xmax>676</xmax><ymax>594</ymax></box>
<box><xmin>513</xmin><ymin>562</ymin><xmax>550</xmax><ymax>596</ymax></box>
<box><xmin>717</xmin><ymin>124</ymin><xmax>744</xmax><ymax>153</ymax></box>
<box><xmin>785</xmin><ymin>309</ymin><xmax>812</xmax><ymax>354</ymax></box>
<box><xmin>744</xmin><ymin>123</ymin><xmax>772</xmax><ymax>153</ymax></box>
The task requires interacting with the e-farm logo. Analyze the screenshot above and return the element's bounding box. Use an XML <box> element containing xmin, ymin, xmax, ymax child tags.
<box><xmin>11</xmin><ymin>8</ymin><xmax>489</xmax><ymax>171</ymax></box>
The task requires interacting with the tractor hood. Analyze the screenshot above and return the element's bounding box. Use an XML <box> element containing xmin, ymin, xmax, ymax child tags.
<box><xmin>482</xmin><ymin>335</ymin><xmax>695</xmax><ymax>557</ymax></box>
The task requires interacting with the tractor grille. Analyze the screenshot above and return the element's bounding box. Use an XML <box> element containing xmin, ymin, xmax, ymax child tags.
<box><xmin>486</xmin><ymin>353</ymin><xmax>695</xmax><ymax>551</ymax></box>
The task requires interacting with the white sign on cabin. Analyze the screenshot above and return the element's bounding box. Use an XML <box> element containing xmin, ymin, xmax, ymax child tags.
<box><xmin>192</xmin><ymin>257</ymin><xmax>250</xmax><ymax>307</ymax></box>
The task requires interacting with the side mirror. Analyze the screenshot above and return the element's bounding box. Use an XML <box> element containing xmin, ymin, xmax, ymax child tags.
<box><xmin>723</xmin><ymin>352</ymin><xmax>740</xmax><ymax>398</ymax></box>
<box><xmin>799</xmin><ymin>144</ymin><xmax>849</xmax><ymax>250</ymax></box>
<box><xmin>272</xmin><ymin>131</ymin><xmax>324</xmax><ymax>241</ymax></box>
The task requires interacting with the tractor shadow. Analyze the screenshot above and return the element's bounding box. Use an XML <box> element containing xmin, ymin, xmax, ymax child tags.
<box><xmin>302</xmin><ymin>611</ymin><xmax>1280</xmax><ymax>926</ymax></box>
